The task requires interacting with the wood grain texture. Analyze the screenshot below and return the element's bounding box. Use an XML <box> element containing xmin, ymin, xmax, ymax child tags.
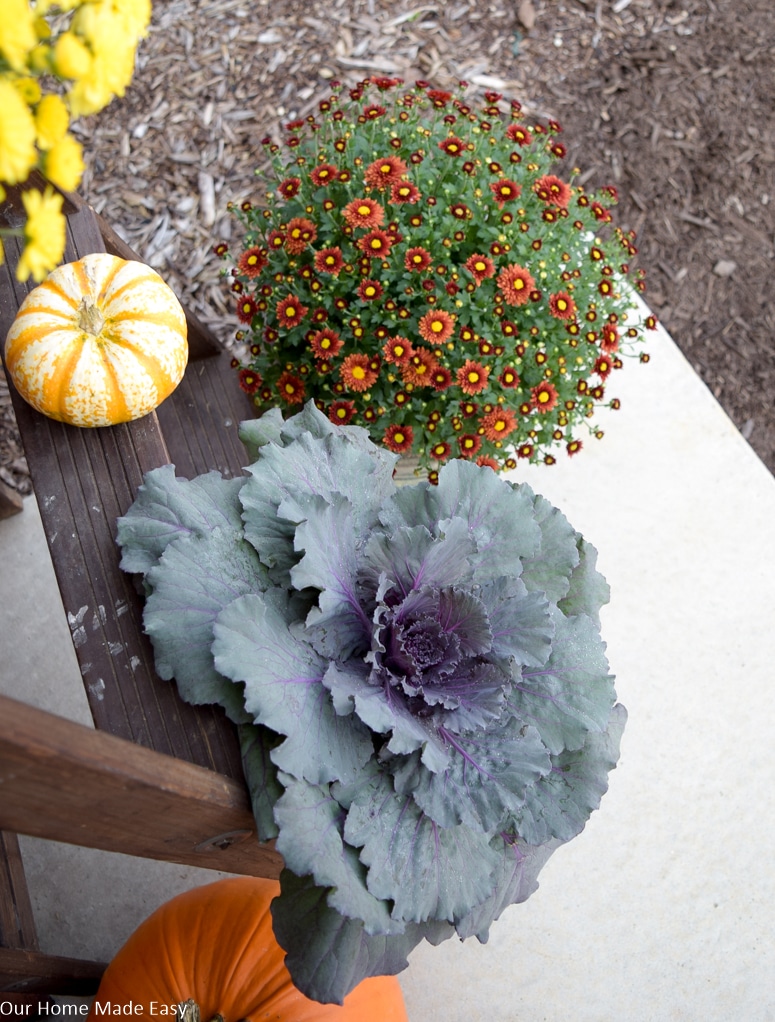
<box><xmin>0</xmin><ymin>832</ymin><xmax>38</xmax><ymax>951</ymax></box>
<box><xmin>0</xmin><ymin>948</ymin><xmax>105</xmax><ymax>995</ymax></box>
<box><xmin>0</xmin><ymin>695</ymin><xmax>282</xmax><ymax>878</ymax></box>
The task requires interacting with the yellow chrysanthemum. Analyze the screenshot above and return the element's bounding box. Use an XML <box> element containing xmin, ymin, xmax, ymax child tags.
<box><xmin>16</xmin><ymin>187</ymin><xmax>66</xmax><ymax>283</ymax></box>
<box><xmin>35</xmin><ymin>94</ymin><xmax>70</xmax><ymax>150</ymax></box>
<box><xmin>0</xmin><ymin>0</ymin><xmax>37</xmax><ymax>70</ymax></box>
<box><xmin>13</xmin><ymin>77</ymin><xmax>42</xmax><ymax>105</ymax></box>
<box><xmin>43</xmin><ymin>133</ymin><xmax>84</xmax><ymax>191</ymax></box>
<box><xmin>0</xmin><ymin>81</ymin><xmax>38</xmax><ymax>185</ymax></box>
<box><xmin>53</xmin><ymin>31</ymin><xmax>93</xmax><ymax>80</ymax></box>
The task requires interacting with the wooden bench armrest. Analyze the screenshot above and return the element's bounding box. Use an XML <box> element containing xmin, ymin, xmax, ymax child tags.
<box><xmin>0</xmin><ymin>694</ymin><xmax>282</xmax><ymax>878</ymax></box>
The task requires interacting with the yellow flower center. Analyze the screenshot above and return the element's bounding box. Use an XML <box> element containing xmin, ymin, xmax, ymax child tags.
<box><xmin>380</xmin><ymin>164</ymin><xmax>391</xmax><ymax>173</ymax></box>
<box><xmin>285</xmin><ymin>307</ymin><xmax>296</xmax><ymax>317</ymax></box>
<box><xmin>431</xmin><ymin>321</ymin><xmax>443</xmax><ymax>333</ymax></box>
<box><xmin>468</xmin><ymin>372</ymin><xmax>479</xmax><ymax>383</ymax></box>
<box><xmin>357</xmin><ymin>205</ymin><xmax>371</xmax><ymax>216</ymax></box>
<box><xmin>394</xmin><ymin>432</ymin><xmax>405</xmax><ymax>444</ymax></box>
<box><xmin>285</xmin><ymin>383</ymin><xmax>295</xmax><ymax>394</ymax></box>
<box><xmin>352</xmin><ymin>366</ymin><xmax>366</xmax><ymax>380</ymax></box>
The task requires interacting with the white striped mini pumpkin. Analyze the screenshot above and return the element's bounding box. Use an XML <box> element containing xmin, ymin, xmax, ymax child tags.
<box><xmin>4</xmin><ymin>253</ymin><xmax>188</xmax><ymax>427</ymax></box>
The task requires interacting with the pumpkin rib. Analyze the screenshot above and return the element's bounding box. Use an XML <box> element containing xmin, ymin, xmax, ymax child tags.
<box><xmin>4</xmin><ymin>254</ymin><xmax>188</xmax><ymax>427</ymax></box>
<box><xmin>89</xmin><ymin>878</ymin><xmax>410</xmax><ymax>1022</ymax></box>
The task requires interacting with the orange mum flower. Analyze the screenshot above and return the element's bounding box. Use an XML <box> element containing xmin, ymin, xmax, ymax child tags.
<box><xmin>534</xmin><ymin>174</ymin><xmax>572</xmax><ymax>209</ymax></box>
<box><xmin>418</xmin><ymin>309</ymin><xmax>454</xmax><ymax>344</ymax></box>
<box><xmin>277</xmin><ymin>177</ymin><xmax>301</xmax><ymax>199</ymax></box>
<box><xmin>364</xmin><ymin>156</ymin><xmax>408</xmax><ymax>190</ymax></box>
<box><xmin>497</xmin><ymin>264</ymin><xmax>535</xmax><ymax>306</ymax></box>
<box><xmin>285</xmin><ymin>217</ymin><xmax>317</xmax><ymax>254</ymax></box>
<box><xmin>601</xmin><ymin>323</ymin><xmax>620</xmax><ymax>352</ymax></box>
<box><xmin>357</xmin><ymin>229</ymin><xmax>393</xmax><ymax>258</ymax></box>
<box><xmin>314</xmin><ymin>247</ymin><xmax>345</xmax><ymax>275</ymax></box>
<box><xmin>532</xmin><ymin>381</ymin><xmax>559</xmax><ymax>412</ymax></box>
<box><xmin>594</xmin><ymin>354</ymin><xmax>614</xmax><ymax>379</ymax></box>
<box><xmin>358</xmin><ymin>279</ymin><xmax>383</xmax><ymax>301</ymax></box>
<box><xmin>548</xmin><ymin>291</ymin><xmax>577</xmax><ymax>320</ymax></box>
<box><xmin>465</xmin><ymin>253</ymin><xmax>496</xmax><ymax>285</ymax></box>
<box><xmin>404</xmin><ymin>246</ymin><xmax>433</xmax><ymax>272</ymax></box>
<box><xmin>328</xmin><ymin>400</ymin><xmax>356</xmax><ymax>425</ymax></box>
<box><xmin>238</xmin><ymin>368</ymin><xmax>262</xmax><ymax>394</ymax></box>
<box><xmin>506</xmin><ymin>123</ymin><xmax>533</xmax><ymax>146</ymax></box>
<box><xmin>499</xmin><ymin>366</ymin><xmax>520</xmax><ymax>388</ymax></box>
<box><xmin>310</xmin><ymin>163</ymin><xmax>338</xmax><ymax>187</ymax></box>
<box><xmin>489</xmin><ymin>178</ymin><xmax>522</xmax><ymax>207</ymax></box>
<box><xmin>276</xmin><ymin>295</ymin><xmax>309</xmax><ymax>328</ymax></box>
<box><xmin>383</xmin><ymin>424</ymin><xmax>414</xmax><ymax>453</ymax></box>
<box><xmin>430</xmin><ymin>441</ymin><xmax>452</xmax><ymax>461</ymax></box>
<box><xmin>476</xmin><ymin>455</ymin><xmax>500</xmax><ymax>471</ymax></box>
<box><xmin>237</xmin><ymin>247</ymin><xmax>268</xmax><ymax>278</ymax></box>
<box><xmin>277</xmin><ymin>371</ymin><xmax>305</xmax><ymax>405</ymax></box>
<box><xmin>481</xmin><ymin>407</ymin><xmax>518</xmax><ymax>442</ymax></box>
<box><xmin>340</xmin><ymin>353</ymin><xmax>379</xmax><ymax>392</ymax></box>
<box><xmin>383</xmin><ymin>336</ymin><xmax>414</xmax><ymax>365</ymax></box>
<box><xmin>458</xmin><ymin>434</ymin><xmax>482</xmax><ymax>458</ymax></box>
<box><xmin>310</xmin><ymin>327</ymin><xmax>343</xmax><ymax>358</ymax></box>
<box><xmin>456</xmin><ymin>359</ymin><xmax>490</xmax><ymax>395</ymax></box>
<box><xmin>390</xmin><ymin>180</ymin><xmax>421</xmax><ymax>204</ymax></box>
<box><xmin>343</xmin><ymin>197</ymin><xmax>385</xmax><ymax>229</ymax></box>
<box><xmin>438</xmin><ymin>136</ymin><xmax>465</xmax><ymax>157</ymax></box>
<box><xmin>401</xmin><ymin>347</ymin><xmax>438</xmax><ymax>387</ymax></box>
<box><xmin>236</xmin><ymin>295</ymin><xmax>258</xmax><ymax>323</ymax></box>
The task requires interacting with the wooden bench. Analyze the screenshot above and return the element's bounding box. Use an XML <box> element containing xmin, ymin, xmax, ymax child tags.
<box><xmin>0</xmin><ymin>178</ymin><xmax>283</xmax><ymax>995</ymax></box>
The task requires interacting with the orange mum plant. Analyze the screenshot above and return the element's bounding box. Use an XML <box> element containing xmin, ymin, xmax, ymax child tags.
<box><xmin>220</xmin><ymin>78</ymin><xmax>655</xmax><ymax>479</ymax></box>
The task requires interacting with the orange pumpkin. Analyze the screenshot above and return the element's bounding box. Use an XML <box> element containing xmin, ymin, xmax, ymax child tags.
<box><xmin>87</xmin><ymin>877</ymin><xmax>409</xmax><ymax>1021</ymax></box>
<box><xmin>4</xmin><ymin>253</ymin><xmax>188</xmax><ymax>427</ymax></box>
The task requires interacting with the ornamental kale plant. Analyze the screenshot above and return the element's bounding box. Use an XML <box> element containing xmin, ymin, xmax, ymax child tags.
<box><xmin>220</xmin><ymin>77</ymin><xmax>656</xmax><ymax>478</ymax></box>
<box><xmin>116</xmin><ymin>402</ymin><xmax>626</xmax><ymax>1005</ymax></box>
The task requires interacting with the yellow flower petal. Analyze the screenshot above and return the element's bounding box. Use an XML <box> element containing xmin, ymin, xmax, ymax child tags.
<box><xmin>43</xmin><ymin>133</ymin><xmax>84</xmax><ymax>192</ymax></box>
<box><xmin>35</xmin><ymin>94</ymin><xmax>70</xmax><ymax>149</ymax></box>
<box><xmin>0</xmin><ymin>81</ymin><xmax>38</xmax><ymax>185</ymax></box>
<box><xmin>53</xmin><ymin>31</ymin><xmax>93</xmax><ymax>80</ymax></box>
<box><xmin>0</xmin><ymin>0</ymin><xmax>37</xmax><ymax>71</ymax></box>
<box><xmin>16</xmin><ymin>187</ymin><xmax>66</xmax><ymax>283</ymax></box>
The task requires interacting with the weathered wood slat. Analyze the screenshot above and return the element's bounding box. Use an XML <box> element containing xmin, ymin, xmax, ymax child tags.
<box><xmin>0</xmin><ymin>695</ymin><xmax>282</xmax><ymax>879</ymax></box>
<box><xmin>0</xmin><ymin>832</ymin><xmax>38</xmax><ymax>952</ymax></box>
<box><xmin>0</xmin><ymin>949</ymin><xmax>105</xmax><ymax>995</ymax></box>
<box><xmin>1</xmin><ymin>184</ymin><xmax>245</xmax><ymax>778</ymax></box>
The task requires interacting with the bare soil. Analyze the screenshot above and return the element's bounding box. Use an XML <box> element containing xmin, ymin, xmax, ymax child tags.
<box><xmin>3</xmin><ymin>0</ymin><xmax>774</xmax><ymax>497</ymax></box>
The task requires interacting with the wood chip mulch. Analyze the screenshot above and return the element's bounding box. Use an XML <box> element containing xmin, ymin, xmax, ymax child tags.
<box><xmin>2</xmin><ymin>0</ymin><xmax>773</xmax><ymax>500</ymax></box>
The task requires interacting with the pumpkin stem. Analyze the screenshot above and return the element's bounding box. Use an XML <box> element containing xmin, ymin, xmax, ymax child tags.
<box><xmin>177</xmin><ymin>1001</ymin><xmax>225</xmax><ymax>1022</ymax></box>
<box><xmin>76</xmin><ymin>297</ymin><xmax>105</xmax><ymax>336</ymax></box>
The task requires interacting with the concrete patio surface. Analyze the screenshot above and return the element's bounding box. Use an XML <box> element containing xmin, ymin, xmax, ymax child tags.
<box><xmin>2</xmin><ymin>302</ymin><xmax>775</xmax><ymax>1020</ymax></box>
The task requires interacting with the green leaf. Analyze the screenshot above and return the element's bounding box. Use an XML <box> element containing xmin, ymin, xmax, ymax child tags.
<box><xmin>511</xmin><ymin>703</ymin><xmax>627</xmax><ymax>844</ymax></box>
<box><xmin>273</xmin><ymin>774</ymin><xmax>399</xmax><ymax>935</ymax></box>
<box><xmin>291</xmin><ymin>493</ymin><xmax>373</xmax><ymax>658</ymax></box>
<box><xmin>344</xmin><ymin>772</ymin><xmax>501</xmax><ymax>925</ymax></box>
<box><xmin>395</xmin><ymin>718</ymin><xmax>552</xmax><ymax>832</ymax></box>
<box><xmin>238</xmin><ymin>722</ymin><xmax>284</xmax><ymax>841</ymax></box>
<box><xmin>508</xmin><ymin>608</ymin><xmax>616</xmax><ymax>755</ymax></box>
<box><xmin>213</xmin><ymin>591</ymin><xmax>374</xmax><ymax>784</ymax></box>
<box><xmin>379</xmin><ymin>460</ymin><xmax>541</xmax><ymax>582</ymax></box>
<box><xmin>519</xmin><ymin>489</ymin><xmax>580</xmax><ymax>603</ymax></box>
<box><xmin>479</xmin><ymin>576</ymin><xmax>555</xmax><ymax>670</ymax></box>
<box><xmin>116</xmin><ymin>465</ymin><xmax>245</xmax><ymax>575</ymax></box>
<box><xmin>455</xmin><ymin>833</ymin><xmax>563</xmax><ymax>941</ymax></box>
<box><xmin>142</xmin><ymin>528</ymin><xmax>268</xmax><ymax>721</ymax></box>
<box><xmin>271</xmin><ymin>869</ymin><xmax>452</xmax><ymax>1005</ymax></box>
<box><xmin>557</xmin><ymin>537</ymin><xmax>610</xmax><ymax>626</ymax></box>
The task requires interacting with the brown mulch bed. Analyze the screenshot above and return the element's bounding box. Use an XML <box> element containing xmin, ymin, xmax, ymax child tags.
<box><xmin>3</xmin><ymin>0</ymin><xmax>774</xmax><ymax>499</ymax></box>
